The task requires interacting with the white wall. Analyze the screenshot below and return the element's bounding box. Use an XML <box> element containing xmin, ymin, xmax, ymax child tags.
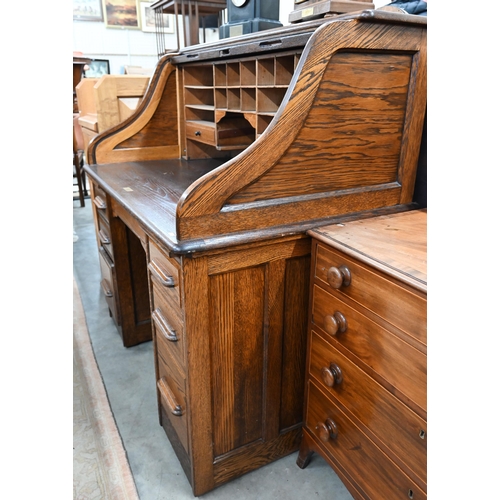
<box><xmin>73</xmin><ymin>1</ymin><xmax>388</xmax><ymax>74</ymax></box>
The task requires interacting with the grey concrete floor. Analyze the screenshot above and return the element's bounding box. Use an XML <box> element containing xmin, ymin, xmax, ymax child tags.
<box><xmin>73</xmin><ymin>197</ymin><xmax>354</xmax><ymax>500</ymax></box>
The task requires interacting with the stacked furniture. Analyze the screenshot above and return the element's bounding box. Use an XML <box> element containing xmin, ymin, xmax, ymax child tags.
<box><xmin>84</xmin><ymin>10</ymin><xmax>427</xmax><ymax>496</ymax></box>
<box><xmin>76</xmin><ymin>75</ymin><xmax>150</xmax><ymax>160</ymax></box>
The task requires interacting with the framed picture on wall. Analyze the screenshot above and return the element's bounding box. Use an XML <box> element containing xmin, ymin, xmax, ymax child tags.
<box><xmin>84</xmin><ymin>59</ymin><xmax>110</xmax><ymax>78</ymax></box>
<box><xmin>103</xmin><ymin>0</ymin><xmax>140</xmax><ymax>28</ymax></box>
<box><xmin>73</xmin><ymin>0</ymin><xmax>104</xmax><ymax>21</ymax></box>
<box><xmin>140</xmin><ymin>2</ymin><xmax>174</xmax><ymax>33</ymax></box>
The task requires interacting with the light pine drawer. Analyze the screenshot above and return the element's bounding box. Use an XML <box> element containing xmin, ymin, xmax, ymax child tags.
<box><xmin>309</xmin><ymin>331</ymin><xmax>426</xmax><ymax>486</ymax></box>
<box><xmin>305</xmin><ymin>381</ymin><xmax>426</xmax><ymax>500</ymax></box>
<box><xmin>311</xmin><ymin>284</ymin><xmax>427</xmax><ymax>415</ymax></box>
<box><xmin>315</xmin><ymin>244</ymin><xmax>426</xmax><ymax>346</ymax></box>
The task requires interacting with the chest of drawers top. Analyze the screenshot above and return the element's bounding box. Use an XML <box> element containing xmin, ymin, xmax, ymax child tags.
<box><xmin>309</xmin><ymin>209</ymin><xmax>427</xmax><ymax>294</ymax></box>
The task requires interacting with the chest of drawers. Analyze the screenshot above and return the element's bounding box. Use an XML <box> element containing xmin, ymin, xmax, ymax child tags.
<box><xmin>297</xmin><ymin>209</ymin><xmax>427</xmax><ymax>500</ymax></box>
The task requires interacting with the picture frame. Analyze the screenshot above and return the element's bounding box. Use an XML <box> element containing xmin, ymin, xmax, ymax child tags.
<box><xmin>83</xmin><ymin>59</ymin><xmax>111</xmax><ymax>78</ymax></box>
<box><xmin>73</xmin><ymin>0</ymin><xmax>104</xmax><ymax>21</ymax></box>
<box><xmin>140</xmin><ymin>2</ymin><xmax>174</xmax><ymax>33</ymax></box>
<box><xmin>103</xmin><ymin>0</ymin><xmax>140</xmax><ymax>29</ymax></box>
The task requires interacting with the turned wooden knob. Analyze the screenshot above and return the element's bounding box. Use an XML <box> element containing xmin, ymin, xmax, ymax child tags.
<box><xmin>327</xmin><ymin>265</ymin><xmax>351</xmax><ymax>289</ymax></box>
<box><xmin>317</xmin><ymin>418</ymin><xmax>338</xmax><ymax>442</ymax></box>
<box><xmin>321</xmin><ymin>363</ymin><xmax>343</xmax><ymax>387</ymax></box>
<box><xmin>323</xmin><ymin>311</ymin><xmax>347</xmax><ymax>336</ymax></box>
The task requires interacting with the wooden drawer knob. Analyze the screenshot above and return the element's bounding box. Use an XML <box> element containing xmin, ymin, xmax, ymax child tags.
<box><xmin>323</xmin><ymin>311</ymin><xmax>347</xmax><ymax>336</ymax></box>
<box><xmin>321</xmin><ymin>363</ymin><xmax>343</xmax><ymax>387</ymax></box>
<box><xmin>317</xmin><ymin>418</ymin><xmax>338</xmax><ymax>442</ymax></box>
<box><xmin>327</xmin><ymin>265</ymin><xmax>351</xmax><ymax>289</ymax></box>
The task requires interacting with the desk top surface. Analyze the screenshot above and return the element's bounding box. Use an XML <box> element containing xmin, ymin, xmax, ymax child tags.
<box><xmin>86</xmin><ymin>159</ymin><xmax>224</xmax><ymax>249</ymax></box>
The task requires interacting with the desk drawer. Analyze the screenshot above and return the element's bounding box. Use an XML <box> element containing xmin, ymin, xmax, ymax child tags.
<box><xmin>149</xmin><ymin>241</ymin><xmax>181</xmax><ymax>310</ymax></box>
<box><xmin>152</xmin><ymin>281</ymin><xmax>185</xmax><ymax>370</ymax></box>
<box><xmin>157</xmin><ymin>350</ymin><xmax>189</xmax><ymax>455</ymax></box>
<box><xmin>312</xmin><ymin>284</ymin><xmax>426</xmax><ymax>413</ymax></box>
<box><xmin>309</xmin><ymin>331</ymin><xmax>426</xmax><ymax>484</ymax></box>
<box><xmin>98</xmin><ymin>246</ymin><xmax>119</xmax><ymax>324</ymax></box>
<box><xmin>91</xmin><ymin>182</ymin><xmax>110</xmax><ymax>222</ymax></box>
<box><xmin>96</xmin><ymin>213</ymin><xmax>113</xmax><ymax>259</ymax></box>
<box><xmin>185</xmin><ymin>120</ymin><xmax>216</xmax><ymax>146</ymax></box>
<box><xmin>315</xmin><ymin>244</ymin><xmax>426</xmax><ymax>346</ymax></box>
<box><xmin>305</xmin><ymin>382</ymin><xmax>426</xmax><ymax>500</ymax></box>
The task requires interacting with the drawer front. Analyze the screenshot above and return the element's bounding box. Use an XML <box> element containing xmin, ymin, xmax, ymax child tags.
<box><xmin>309</xmin><ymin>331</ymin><xmax>426</xmax><ymax>484</ymax></box>
<box><xmin>312</xmin><ymin>284</ymin><xmax>426</xmax><ymax>413</ymax></box>
<box><xmin>149</xmin><ymin>241</ymin><xmax>181</xmax><ymax>310</ymax></box>
<box><xmin>157</xmin><ymin>350</ymin><xmax>189</xmax><ymax>455</ymax></box>
<box><xmin>91</xmin><ymin>181</ymin><xmax>110</xmax><ymax>222</ymax></box>
<box><xmin>152</xmin><ymin>280</ymin><xmax>185</xmax><ymax>370</ymax></box>
<box><xmin>185</xmin><ymin>121</ymin><xmax>216</xmax><ymax>146</ymax></box>
<box><xmin>306</xmin><ymin>381</ymin><xmax>426</xmax><ymax>500</ymax></box>
<box><xmin>98</xmin><ymin>246</ymin><xmax>119</xmax><ymax>323</ymax></box>
<box><xmin>96</xmin><ymin>213</ymin><xmax>113</xmax><ymax>259</ymax></box>
<box><xmin>315</xmin><ymin>244</ymin><xmax>426</xmax><ymax>345</ymax></box>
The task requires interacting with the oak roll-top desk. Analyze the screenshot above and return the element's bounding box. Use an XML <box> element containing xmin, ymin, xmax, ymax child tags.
<box><xmin>84</xmin><ymin>10</ymin><xmax>427</xmax><ymax>496</ymax></box>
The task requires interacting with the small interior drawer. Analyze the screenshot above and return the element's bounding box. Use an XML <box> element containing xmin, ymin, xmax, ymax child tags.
<box><xmin>305</xmin><ymin>381</ymin><xmax>426</xmax><ymax>500</ymax></box>
<box><xmin>309</xmin><ymin>331</ymin><xmax>426</xmax><ymax>484</ymax></box>
<box><xmin>311</xmin><ymin>284</ymin><xmax>426</xmax><ymax>415</ymax></box>
<box><xmin>157</xmin><ymin>351</ymin><xmax>189</xmax><ymax>454</ymax></box>
<box><xmin>98</xmin><ymin>246</ymin><xmax>119</xmax><ymax>324</ymax></box>
<box><xmin>314</xmin><ymin>243</ymin><xmax>426</xmax><ymax>347</ymax></box>
<box><xmin>185</xmin><ymin>120</ymin><xmax>216</xmax><ymax>146</ymax></box>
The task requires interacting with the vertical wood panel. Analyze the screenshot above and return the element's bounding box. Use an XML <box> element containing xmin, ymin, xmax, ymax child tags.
<box><xmin>280</xmin><ymin>255</ymin><xmax>310</xmax><ymax>430</ymax></box>
<box><xmin>183</xmin><ymin>256</ymin><xmax>215</xmax><ymax>496</ymax></box>
<box><xmin>263</xmin><ymin>259</ymin><xmax>286</xmax><ymax>441</ymax></box>
<box><xmin>210</xmin><ymin>267</ymin><xmax>265</xmax><ymax>456</ymax></box>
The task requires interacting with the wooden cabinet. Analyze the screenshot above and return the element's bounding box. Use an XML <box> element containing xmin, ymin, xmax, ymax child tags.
<box><xmin>84</xmin><ymin>10</ymin><xmax>427</xmax><ymax>496</ymax></box>
<box><xmin>298</xmin><ymin>209</ymin><xmax>427</xmax><ymax>500</ymax></box>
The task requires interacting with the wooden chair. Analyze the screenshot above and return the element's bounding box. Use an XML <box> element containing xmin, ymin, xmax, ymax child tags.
<box><xmin>73</xmin><ymin>116</ymin><xmax>87</xmax><ymax>207</ymax></box>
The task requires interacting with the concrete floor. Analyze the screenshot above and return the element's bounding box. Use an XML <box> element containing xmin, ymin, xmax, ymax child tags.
<box><xmin>73</xmin><ymin>197</ymin><xmax>354</xmax><ymax>500</ymax></box>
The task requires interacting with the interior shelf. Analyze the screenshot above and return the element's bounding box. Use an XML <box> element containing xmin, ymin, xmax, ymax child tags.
<box><xmin>182</xmin><ymin>50</ymin><xmax>302</xmax><ymax>156</ymax></box>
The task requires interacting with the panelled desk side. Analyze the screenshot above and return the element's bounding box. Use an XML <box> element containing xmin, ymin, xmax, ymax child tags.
<box><xmin>84</xmin><ymin>11</ymin><xmax>427</xmax><ymax>497</ymax></box>
<box><xmin>298</xmin><ymin>209</ymin><xmax>427</xmax><ymax>500</ymax></box>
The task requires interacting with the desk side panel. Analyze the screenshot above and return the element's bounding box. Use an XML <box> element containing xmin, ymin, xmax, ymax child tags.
<box><xmin>177</xmin><ymin>16</ymin><xmax>427</xmax><ymax>241</ymax></box>
<box><xmin>88</xmin><ymin>59</ymin><xmax>180</xmax><ymax>164</ymax></box>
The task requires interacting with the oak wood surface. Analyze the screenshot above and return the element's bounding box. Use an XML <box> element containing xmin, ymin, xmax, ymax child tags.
<box><xmin>83</xmin><ymin>10</ymin><xmax>427</xmax><ymax>496</ymax></box>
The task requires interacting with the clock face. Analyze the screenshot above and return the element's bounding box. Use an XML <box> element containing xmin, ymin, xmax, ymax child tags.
<box><xmin>231</xmin><ymin>0</ymin><xmax>248</xmax><ymax>7</ymax></box>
